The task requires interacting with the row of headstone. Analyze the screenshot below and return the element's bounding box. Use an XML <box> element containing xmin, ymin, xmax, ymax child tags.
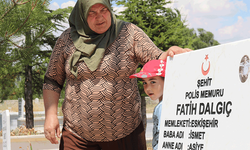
<box><xmin>2</xmin><ymin>98</ymin><xmax>25</xmax><ymax>150</ymax></box>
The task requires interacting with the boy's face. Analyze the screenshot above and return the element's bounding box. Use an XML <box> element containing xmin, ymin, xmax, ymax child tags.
<box><xmin>142</xmin><ymin>76</ymin><xmax>164</xmax><ymax>100</ymax></box>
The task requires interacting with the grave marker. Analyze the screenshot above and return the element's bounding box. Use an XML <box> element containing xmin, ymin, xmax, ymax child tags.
<box><xmin>2</xmin><ymin>110</ymin><xmax>11</xmax><ymax>150</ymax></box>
<box><xmin>18</xmin><ymin>98</ymin><xmax>25</xmax><ymax>118</ymax></box>
<box><xmin>158</xmin><ymin>39</ymin><xmax>250</xmax><ymax>150</ymax></box>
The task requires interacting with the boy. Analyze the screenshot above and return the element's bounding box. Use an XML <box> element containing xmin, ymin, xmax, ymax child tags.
<box><xmin>130</xmin><ymin>59</ymin><xmax>166</xmax><ymax>150</ymax></box>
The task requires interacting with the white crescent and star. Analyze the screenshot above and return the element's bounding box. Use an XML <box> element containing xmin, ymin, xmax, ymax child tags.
<box><xmin>201</xmin><ymin>55</ymin><xmax>210</xmax><ymax>76</ymax></box>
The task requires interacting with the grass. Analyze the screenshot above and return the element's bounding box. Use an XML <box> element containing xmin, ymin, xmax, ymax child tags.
<box><xmin>0</xmin><ymin>99</ymin><xmax>63</xmax><ymax>116</ymax></box>
<box><xmin>0</xmin><ymin>99</ymin><xmax>45</xmax><ymax>113</ymax></box>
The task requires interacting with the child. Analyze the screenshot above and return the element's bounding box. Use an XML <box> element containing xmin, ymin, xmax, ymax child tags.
<box><xmin>129</xmin><ymin>59</ymin><xmax>166</xmax><ymax>150</ymax></box>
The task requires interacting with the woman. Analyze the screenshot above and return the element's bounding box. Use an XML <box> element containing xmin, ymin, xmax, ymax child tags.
<box><xmin>43</xmin><ymin>0</ymin><xmax>191</xmax><ymax>149</ymax></box>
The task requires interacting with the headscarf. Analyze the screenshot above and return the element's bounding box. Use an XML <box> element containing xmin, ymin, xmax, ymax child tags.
<box><xmin>68</xmin><ymin>0</ymin><xmax>125</xmax><ymax>76</ymax></box>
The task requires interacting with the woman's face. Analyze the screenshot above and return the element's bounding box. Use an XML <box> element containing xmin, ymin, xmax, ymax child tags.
<box><xmin>87</xmin><ymin>4</ymin><xmax>111</xmax><ymax>34</ymax></box>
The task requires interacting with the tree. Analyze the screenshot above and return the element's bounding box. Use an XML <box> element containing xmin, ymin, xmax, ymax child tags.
<box><xmin>0</xmin><ymin>61</ymin><xmax>21</xmax><ymax>101</ymax></box>
<box><xmin>191</xmin><ymin>28</ymin><xmax>220</xmax><ymax>50</ymax></box>
<box><xmin>0</xmin><ymin>0</ymin><xmax>72</xmax><ymax>128</ymax></box>
<box><xmin>116</xmin><ymin>0</ymin><xmax>188</xmax><ymax>50</ymax></box>
<box><xmin>114</xmin><ymin>0</ymin><xmax>219</xmax><ymax>128</ymax></box>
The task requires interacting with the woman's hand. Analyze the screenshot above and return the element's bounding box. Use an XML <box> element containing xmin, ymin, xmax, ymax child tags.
<box><xmin>44</xmin><ymin>114</ymin><xmax>60</xmax><ymax>144</ymax></box>
<box><xmin>159</xmin><ymin>46</ymin><xmax>192</xmax><ymax>60</ymax></box>
<box><xmin>43</xmin><ymin>89</ymin><xmax>60</xmax><ymax>144</ymax></box>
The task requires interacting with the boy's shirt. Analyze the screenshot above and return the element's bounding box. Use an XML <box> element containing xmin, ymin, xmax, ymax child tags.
<box><xmin>152</xmin><ymin>101</ymin><xmax>163</xmax><ymax>150</ymax></box>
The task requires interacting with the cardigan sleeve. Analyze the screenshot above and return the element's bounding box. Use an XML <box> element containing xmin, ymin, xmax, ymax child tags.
<box><xmin>43</xmin><ymin>31</ymin><xmax>68</xmax><ymax>94</ymax></box>
<box><xmin>131</xmin><ymin>24</ymin><xmax>163</xmax><ymax>64</ymax></box>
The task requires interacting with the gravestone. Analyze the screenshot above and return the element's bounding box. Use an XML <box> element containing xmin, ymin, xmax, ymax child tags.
<box><xmin>18</xmin><ymin>98</ymin><xmax>25</xmax><ymax>118</ymax></box>
<box><xmin>2</xmin><ymin>110</ymin><xmax>11</xmax><ymax>150</ymax></box>
<box><xmin>158</xmin><ymin>39</ymin><xmax>250</xmax><ymax>150</ymax></box>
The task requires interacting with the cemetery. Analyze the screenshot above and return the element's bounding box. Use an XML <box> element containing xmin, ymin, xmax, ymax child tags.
<box><xmin>0</xmin><ymin>98</ymin><xmax>156</xmax><ymax>150</ymax></box>
<box><xmin>0</xmin><ymin>98</ymin><xmax>63</xmax><ymax>150</ymax></box>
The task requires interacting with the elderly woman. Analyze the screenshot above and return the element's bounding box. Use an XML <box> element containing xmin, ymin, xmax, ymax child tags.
<box><xmin>43</xmin><ymin>0</ymin><xmax>190</xmax><ymax>149</ymax></box>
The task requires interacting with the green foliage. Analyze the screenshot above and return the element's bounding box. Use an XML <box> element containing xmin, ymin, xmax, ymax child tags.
<box><xmin>0</xmin><ymin>61</ymin><xmax>21</xmax><ymax>101</ymax></box>
<box><xmin>58</xmin><ymin>99</ymin><xmax>64</xmax><ymax>108</ymax></box>
<box><xmin>115</xmin><ymin>0</ymin><xmax>219</xmax><ymax>51</ymax></box>
<box><xmin>116</xmin><ymin>0</ymin><xmax>188</xmax><ymax>51</ymax></box>
<box><xmin>191</xmin><ymin>28</ymin><xmax>220</xmax><ymax>50</ymax></box>
<box><xmin>0</xmin><ymin>0</ymin><xmax>72</xmax><ymax>100</ymax></box>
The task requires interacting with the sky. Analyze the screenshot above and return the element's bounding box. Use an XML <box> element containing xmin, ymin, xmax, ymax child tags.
<box><xmin>49</xmin><ymin>0</ymin><xmax>250</xmax><ymax>44</ymax></box>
